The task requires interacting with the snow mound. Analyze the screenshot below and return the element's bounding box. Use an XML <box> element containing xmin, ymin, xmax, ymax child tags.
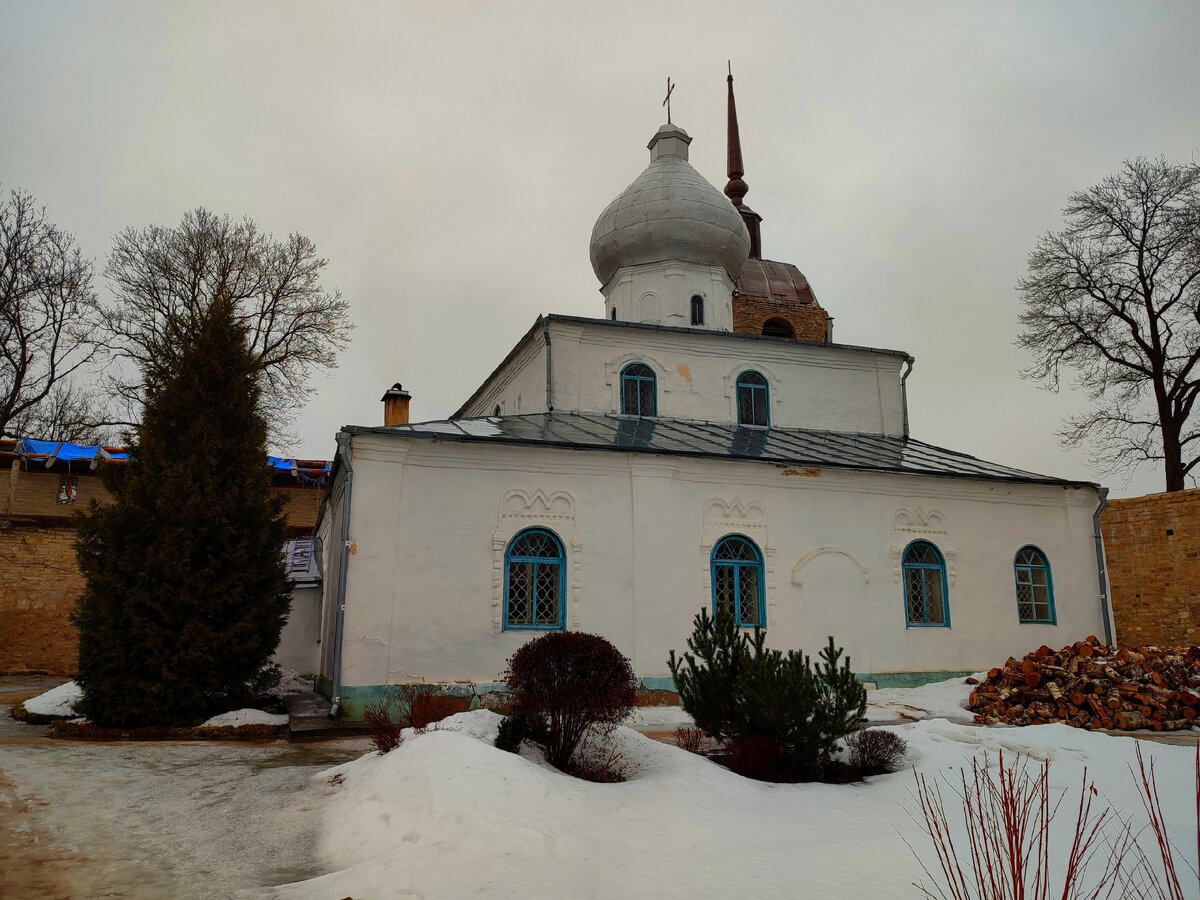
<box><xmin>201</xmin><ymin>709</ymin><xmax>288</xmax><ymax>728</ymax></box>
<box><xmin>865</xmin><ymin>672</ymin><xmax>981</xmax><ymax>723</ymax></box>
<box><xmin>22</xmin><ymin>680</ymin><xmax>83</xmax><ymax>717</ymax></box>
<box><xmin>281</xmin><ymin>710</ymin><xmax>1200</xmax><ymax>899</ymax></box>
<box><xmin>628</xmin><ymin>705</ymin><xmax>694</xmax><ymax>729</ymax></box>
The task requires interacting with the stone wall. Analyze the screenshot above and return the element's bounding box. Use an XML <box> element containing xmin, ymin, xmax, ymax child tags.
<box><xmin>1101</xmin><ymin>488</ymin><xmax>1200</xmax><ymax>647</ymax></box>
<box><xmin>0</xmin><ymin>524</ymin><xmax>83</xmax><ymax>674</ymax></box>
<box><xmin>0</xmin><ymin>463</ymin><xmax>325</xmax><ymax>675</ymax></box>
<box><xmin>732</xmin><ymin>295</ymin><xmax>829</xmax><ymax>343</ymax></box>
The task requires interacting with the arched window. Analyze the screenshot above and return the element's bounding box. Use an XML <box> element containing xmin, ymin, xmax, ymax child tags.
<box><xmin>620</xmin><ymin>363</ymin><xmax>657</xmax><ymax>416</ymax></box>
<box><xmin>492</xmin><ymin>404</ymin><xmax>501</xmax><ymax>417</ymax></box>
<box><xmin>503</xmin><ymin>528</ymin><xmax>565</xmax><ymax>630</ymax></box>
<box><xmin>611</xmin><ymin>307</ymin><xmax>617</xmax><ymax>320</ymax></box>
<box><xmin>762</xmin><ymin>317</ymin><xmax>795</xmax><ymax>339</ymax></box>
<box><xmin>711</xmin><ymin>535</ymin><xmax>765</xmax><ymax>627</ymax></box>
<box><xmin>736</xmin><ymin>370</ymin><xmax>769</xmax><ymax>427</ymax></box>
<box><xmin>691</xmin><ymin>295</ymin><xmax>705</xmax><ymax>326</ymax></box>
<box><xmin>1014</xmin><ymin>546</ymin><xmax>1055</xmax><ymax>624</ymax></box>
<box><xmin>902</xmin><ymin>540</ymin><xmax>949</xmax><ymax>627</ymax></box>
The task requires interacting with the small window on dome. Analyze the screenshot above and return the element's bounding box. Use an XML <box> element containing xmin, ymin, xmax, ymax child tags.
<box><xmin>611</xmin><ymin>308</ymin><xmax>617</xmax><ymax>320</ymax></box>
<box><xmin>762</xmin><ymin>318</ymin><xmax>795</xmax><ymax>339</ymax></box>
<box><xmin>492</xmin><ymin>404</ymin><xmax>501</xmax><ymax>417</ymax></box>
<box><xmin>691</xmin><ymin>295</ymin><xmax>704</xmax><ymax>326</ymax></box>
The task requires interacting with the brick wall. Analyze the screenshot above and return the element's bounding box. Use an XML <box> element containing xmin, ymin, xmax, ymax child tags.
<box><xmin>1101</xmin><ymin>488</ymin><xmax>1200</xmax><ymax>646</ymax></box>
<box><xmin>0</xmin><ymin>464</ymin><xmax>325</xmax><ymax>675</ymax></box>
<box><xmin>0</xmin><ymin>524</ymin><xmax>83</xmax><ymax>674</ymax></box>
<box><xmin>732</xmin><ymin>295</ymin><xmax>829</xmax><ymax>343</ymax></box>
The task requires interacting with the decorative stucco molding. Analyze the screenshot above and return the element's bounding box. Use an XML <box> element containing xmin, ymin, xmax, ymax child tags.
<box><xmin>890</xmin><ymin>504</ymin><xmax>956</xmax><ymax>586</ymax></box>
<box><xmin>492</xmin><ymin>489</ymin><xmax>579</xmax><ymax>633</ymax></box>
<box><xmin>604</xmin><ymin>351</ymin><xmax>670</xmax><ymax>412</ymax></box>
<box><xmin>790</xmin><ymin>546</ymin><xmax>870</xmax><ymax>587</ymax></box>
<box><xmin>701</xmin><ymin>496</ymin><xmax>776</xmax><ymax>611</ymax></box>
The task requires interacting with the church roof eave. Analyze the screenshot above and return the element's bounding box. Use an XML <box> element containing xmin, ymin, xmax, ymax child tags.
<box><xmin>344</xmin><ymin>411</ymin><xmax>1098</xmax><ymax>490</ymax></box>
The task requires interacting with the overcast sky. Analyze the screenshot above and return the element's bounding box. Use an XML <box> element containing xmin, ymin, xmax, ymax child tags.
<box><xmin>3</xmin><ymin>1</ymin><xmax>1198</xmax><ymax>497</ymax></box>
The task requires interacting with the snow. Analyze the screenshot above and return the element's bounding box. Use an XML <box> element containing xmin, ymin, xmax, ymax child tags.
<box><xmin>279</xmin><ymin>710</ymin><xmax>1200</xmax><ymax>899</ymax></box>
<box><xmin>201</xmin><ymin>708</ymin><xmax>289</xmax><ymax>728</ymax></box>
<box><xmin>864</xmin><ymin>672</ymin><xmax>981</xmax><ymax>723</ymax></box>
<box><xmin>21</xmin><ymin>680</ymin><xmax>82</xmax><ymax>717</ymax></box>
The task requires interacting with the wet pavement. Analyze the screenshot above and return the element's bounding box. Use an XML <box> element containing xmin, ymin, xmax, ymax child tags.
<box><xmin>0</xmin><ymin>676</ymin><xmax>368</xmax><ymax>899</ymax></box>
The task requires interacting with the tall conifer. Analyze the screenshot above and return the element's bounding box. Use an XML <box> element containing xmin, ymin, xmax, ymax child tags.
<box><xmin>73</xmin><ymin>294</ymin><xmax>289</xmax><ymax>727</ymax></box>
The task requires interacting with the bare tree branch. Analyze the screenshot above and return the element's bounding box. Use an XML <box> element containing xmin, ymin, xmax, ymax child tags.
<box><xmin>1017</xmin><ymin>157</ymin><xmax>1200</xmax><ymax>491</ymax></box>
<box><xmin>98</xmin><ymin>209</ymin><xmax>353</xmax><ymax>443</ymax></box>
<box><xmin>0</xmin><ymin>188</ymin><xmax>102</xmax><ymax>440</ymax></box>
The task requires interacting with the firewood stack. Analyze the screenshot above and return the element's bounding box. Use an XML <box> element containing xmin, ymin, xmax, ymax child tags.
<box><xmin>967</xmin><ymin>636</ymin><xmax>1200</xmax><ymax>731</ymax></box>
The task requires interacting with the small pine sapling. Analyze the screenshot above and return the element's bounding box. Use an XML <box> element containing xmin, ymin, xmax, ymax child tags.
<box><xmin>811</xmin><ymin>636</ymin><xmax>867</xmax><ymax>768</ymax></box>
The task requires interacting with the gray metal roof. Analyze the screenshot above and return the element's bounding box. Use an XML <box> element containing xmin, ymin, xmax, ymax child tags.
<box><xmin>347</xmin><ymin>412</ymin><xmax>1094</xmax><ymax>488</ymax></box>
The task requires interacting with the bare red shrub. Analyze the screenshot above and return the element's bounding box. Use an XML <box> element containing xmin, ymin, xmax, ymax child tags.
<box><xmin>503</xmin><ymin>631</ymin><xmax>637</xmax><ymax>771</ymax></box>
<box><xmin>673</xmin><ymin>725</ymin><xmax>707</xmax><ymax>755</ymax></box>
<box><xmin>845</xmin><ymin>728</ymin><xmax>908</xmax><ymax>775</ymax></box>
<box><xmin>362</xmin><ymin>700</ymin><xmax>402</xmax><ymax>753</ymax></box>
<box><xmin>910</xmin><ymin>751</ymin><xmax>1125</xmax><ymax>899</ymax></box>
<box><xmin>394</xmin><ymin>684</ymin><xmax>469</xmax><ymax>732</ymax></box>
<box><xmin>725</xmin><ymin>735</ymin><xmax>785</xmax><ymax>782</ymax></box>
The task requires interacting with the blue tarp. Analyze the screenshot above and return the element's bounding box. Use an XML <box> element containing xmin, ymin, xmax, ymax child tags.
<box><xmin>15</xmin><ymin>440</ymin><xmax>328</xmax><ymax>481</ymax></box>
<box><xmin>14</xmin><ymin>438</ymin><xmax>129</xmax><ymax>464</ymax></box>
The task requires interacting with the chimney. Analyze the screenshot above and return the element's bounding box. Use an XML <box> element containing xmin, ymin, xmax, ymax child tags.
<box><xmin>381</xmin><ymin>383</ymin><xmax>411</xmax><ymax>426</ymax></box>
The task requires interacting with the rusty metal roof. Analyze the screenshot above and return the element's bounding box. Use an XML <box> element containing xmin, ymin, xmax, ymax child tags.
<box><xmin>736</xmin><ymin>257</ymin><xmax>819</xmax><ymax>305</ymax></box>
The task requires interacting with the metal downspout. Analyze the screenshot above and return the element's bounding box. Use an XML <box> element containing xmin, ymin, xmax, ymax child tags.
<box><xmin>900</xmin><ymin>356</ymin><xmax>915</xmax><ymax>437</ymax></box>
<box><xmin>542</xmin><ymin>318</ymin><xmax>554</xmax><ymax>411</ymax></box>
<box><xmin>1092</xmin><ymin>487</ymin><xmax>1113</xmax><ymax>646</ymax></box>
<box><xmin>328</xmin><ymin>431</ymin><xmax>354</xmax><ymax>719</ymax></box>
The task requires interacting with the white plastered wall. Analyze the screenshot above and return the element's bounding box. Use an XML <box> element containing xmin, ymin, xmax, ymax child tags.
<box><xmin>330</xmin><ymin>434</ymin><xmax>1105</xmax><ymax>689</ymax></box>
<box><xmin>601</xmin><ymin>261</ymin><xmax>736</xmax><ymax>331</ymax></box>
<box><xmin>456</xmin><ymin>328</ymin><xmax>549</xmax><ymax>418</ymax></box>
<box><xmin>551</xmin><ymin>319</ymin><xmax>908</xmax><ymax>435</ymax></box>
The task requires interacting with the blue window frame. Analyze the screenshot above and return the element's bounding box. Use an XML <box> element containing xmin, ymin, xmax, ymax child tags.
<box><xmin>902</xmin><ymin>540</ymin><xmax>949</xmax><ymax>627</ymax></box>
<box><xmin>1014</xmin><ymin>546</ymin><xmax>1055</xmax><ymax>624</ymax></box>
<box><xmin>736</xmin><ymin>370</ymin><xmax>769</xmax><ymax>427</ymax></box>
<box><xmin>621</xmin><ymin>363</ymin><xmax>657</xmax><ymax>417</ymax></box>
<box><xmin>503</xmin><ymin>528</ymin><xmax>566</xmax><ymax>630</ymax></box>
<box><xmin>711</xmin><ymin>534</ymin><xmax>765</xmax><ymax>627</ymax></box>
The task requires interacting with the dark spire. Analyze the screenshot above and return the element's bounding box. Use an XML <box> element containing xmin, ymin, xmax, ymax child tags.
<box><xmin>724</xmin><ymin>63</ymin><xmax>762</xmax><ymax>259</ymax></box>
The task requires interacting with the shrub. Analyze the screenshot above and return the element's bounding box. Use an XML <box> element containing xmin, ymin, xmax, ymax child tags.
<box><xmin>570</xmin><ymin>735</ymin><xmax>629</xmax><ymax>783</ymax></box>
<box><xmin>396</xmin><ymin>683</ymin><xmax>467</xmax><ymax>732</ymax></box>
<box><xmin>503</xmin><ymin>631</ymin><xmax>637</xmax><ymax>771</ymax></box>
<box><xmin>668</xmin><ymin>608</ymin><xmax>867</xmax><ymax>780</ymax></box>
<box><xmin>363</xmin><ymin>700</ymin><xmax>403</xmax><ymax>753</ymax></box>
<box><xmin>673</xmin><ymin>725</ymin><xmax>707</xmax><ymax>754</ymax></box>
<box><xmin>845</xmin><ymin>728</ymin><xmax>908</xmax><ymax>775</ymax></box>
<box><xmin>495</xmin><ymin>713</ymin><xmax>528</xmax><ymax>753</ymax></box>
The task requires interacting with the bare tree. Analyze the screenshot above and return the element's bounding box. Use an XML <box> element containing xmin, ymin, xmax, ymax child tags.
<box><xmin>1018</xmin><ymin>157</ymin><xmax>1200</xmax><ymax>492</ymax></box>
<box><xmin>100</xmin><ymin>208</ymin><xmax>353</xmax><ymax>440</ymax></box>
<box><xmin>0</xmin><ymin>189</ymin><xmax>101</xmax><ymax>440</ymax></box>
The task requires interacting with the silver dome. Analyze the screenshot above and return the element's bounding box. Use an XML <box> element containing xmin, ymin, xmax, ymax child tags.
<box><xmin>589</xmin><ymin>124</ymin><xmax>751</xmax><ymax>286</ymax></box>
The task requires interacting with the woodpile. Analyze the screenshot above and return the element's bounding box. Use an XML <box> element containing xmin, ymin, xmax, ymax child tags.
<box><xmin>968</xmin><ymin>636</ymin><xmax>1200</xmax><ymax>732</ymax></box>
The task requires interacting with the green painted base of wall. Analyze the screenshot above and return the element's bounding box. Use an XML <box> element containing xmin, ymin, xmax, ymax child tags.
<box><xmin>858</xmin><ymin>671</ymin><xmax>973</xmax><ymax>689</ymax></box>
<box><xmin>319</xmin><ymin>671</ymin><xmax>972</xmax><ymax>721</ymax></box>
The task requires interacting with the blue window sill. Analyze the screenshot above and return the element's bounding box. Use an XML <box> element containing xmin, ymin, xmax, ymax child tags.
<box><xmin>502</xmin><ymin>624</ymin><xmax>566</xmax><ymax>632</ymax></box>
<box><xmin>905</xmin><ymin>622</ymin><xmax>951</xmax><ymax>628</ymax></box>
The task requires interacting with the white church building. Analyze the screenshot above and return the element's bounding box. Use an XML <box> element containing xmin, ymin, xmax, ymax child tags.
<box><xmin>311</xmin><ymin>78</ymin><xmax>1111</xmax><ymax>719</ymax></box>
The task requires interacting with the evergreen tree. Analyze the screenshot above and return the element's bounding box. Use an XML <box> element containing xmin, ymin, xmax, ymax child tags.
<box><xmin>73</xmin><ymin>294</ymin><xmax>289</xmax><ymax>727</ymax></box>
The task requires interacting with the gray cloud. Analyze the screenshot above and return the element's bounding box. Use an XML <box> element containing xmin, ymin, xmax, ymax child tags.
<box><xmin>3</xmin><ymin>0</ymin><xmax>1198</xmax><ymax>496</ymax></box>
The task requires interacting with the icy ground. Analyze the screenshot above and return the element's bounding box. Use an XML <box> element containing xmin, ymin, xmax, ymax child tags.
<box><xmin>0</xmin><ymin>677</ymin><xmax>366</xmax><ymax>899</ymax></box>
<box><xmin>6</xmin><ymin>673</ymin><xmax>1199</xmax><ymax>898</ymax></box>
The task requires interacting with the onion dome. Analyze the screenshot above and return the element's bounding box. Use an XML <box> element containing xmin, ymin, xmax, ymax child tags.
<box><xmin>589</xmin><ymin>124</ymin><xmax>751</xmax><ymax>286</ymax></box>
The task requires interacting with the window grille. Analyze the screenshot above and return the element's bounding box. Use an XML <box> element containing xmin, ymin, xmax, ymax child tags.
<box><xmin>504</xmin><ymin>527</ymin><xmax>565</xmax><ymax>630</ymax></box>
<box><xmin>1014</xmin><ymin>546</ymin><xmax>1055</xmax><ymax>624</ymax></box>
<box><xmin>288</xmin><ymin>539</ymin><xmax>314</xmax><ymax>574</ymax></box>
<box><xmin>736</xmin><ymin>371</ymin><xmax>769</xmax><ymax>427</ymax></box>
<box><xmin>620</xmin><ymin>363</ymin><xmax>657</xmax><ymax>417</ymax></box>
<box><xmin>902</xmin><ymin>540</ymin><xmax>949</xmax><ymax>626</ymax></box>
<box><xmin>691</xmin><ymin>295</ymin><xmax>704</xmax><ymax>326</ymax></box>
<box><xmin>711</xmin><ymin>535</ymin><xmax>765</xmax><ymax>627</ymax></box>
